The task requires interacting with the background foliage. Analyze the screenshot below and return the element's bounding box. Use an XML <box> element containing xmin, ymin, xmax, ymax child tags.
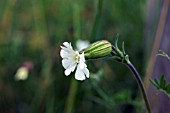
<box><xmin>0</xmin><ymin>0</ymin><xmax>153</xmax><ymax>113</ymax></box>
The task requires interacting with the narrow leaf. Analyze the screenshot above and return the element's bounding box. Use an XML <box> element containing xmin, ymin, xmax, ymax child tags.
<box><xmin>150</xmin><ymin>75</ymin><xmax>170</xmax><ymax>98</ymax></box>
<box><xmin>150</xmin><ymin>79</ymin><xmax>160</xmax><ymax>89</ymax></box>
<box><xmin>157</xmin><ymin>50</ymin><xmax>170</xmax><ymax>61</ymax></box>
<box><xmin>166</xmin><ymin>84</ymin><xmax>170</xmax><ymax>93</ymax></box>
<box><xmin>160</xmin><ymin>75</ymin><xmax>165</xmax><ymax>89</ymax></box>
<box><xmin>122</xmin><ymin>41</ymin><xmax>126</xmax><ymax>55</ymax></box>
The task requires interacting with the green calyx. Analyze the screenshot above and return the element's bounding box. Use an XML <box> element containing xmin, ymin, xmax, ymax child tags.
<box><xmin>82</xmin><ymin>40</ymin><xmax>112</xmax><ymax>59</ymax></box>
<box><xmin>111</xmin><ymin>37</ymin><xmax>130</xmax><ymax>64</ymax></box>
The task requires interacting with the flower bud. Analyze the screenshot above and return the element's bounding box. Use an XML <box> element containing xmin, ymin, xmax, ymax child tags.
<box><xmin>82</xmin><ymin>40</ymin><xmax>112</xmax><ymax>59</ymax></box>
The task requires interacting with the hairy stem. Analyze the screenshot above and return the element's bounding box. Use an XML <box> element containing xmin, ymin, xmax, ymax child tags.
<box><xmin>126</xmin><ymin>61</ymin><xmax>151</xmax><ymax>113</ymax></box>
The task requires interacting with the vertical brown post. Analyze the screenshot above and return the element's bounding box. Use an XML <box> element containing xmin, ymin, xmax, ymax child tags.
<box><xmin>145</xmin><ymin>0</ymin><xmax>170</xmax><ymax>113</ymax></box>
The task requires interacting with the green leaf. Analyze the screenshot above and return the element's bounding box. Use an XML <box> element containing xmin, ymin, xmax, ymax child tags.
<box><xmin>160</xmin><ymin>75</ymin><xmax>166</xmax><ymax>89</ymax></box>
<box><xmin>115</xmin><ymin>34</ymin><xmax>119</xmax><ymax>49</ymax></box>
<box><xmin>150</xmin><ymin>79</ymin><xmax>160</xmax><ymax>89</ymax></box>
<box><xmin>150</xmin><ymin>75</ymin><xmax>170</xmax><ymax>98</ymax></box>
<box><xmin>166</xmin><ymin>84</ymin><xmax>170</xmax><ymax>93</ymax></box>
<box><xmin>157</xmin><ymin>50</ymin><xmax>170</xmax><ymax>61</ymax></box>
<box><xmin>122</xmin><ymin>41</ymin><xmax>126</xmax><ymax>55</ymax></box>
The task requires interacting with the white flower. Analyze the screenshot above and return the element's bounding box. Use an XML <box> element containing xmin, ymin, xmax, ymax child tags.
<box><xmin>76</xmin><ymin>40</ymin><xmax>90</xmax><ymax>51</ymax></box>
<box><xmin>60</xmin><ymin>42</ymin><xmax>89</xmax><ymax>80</ymax></box>
<box><xmin>15</xmin><ymin>67</ymin><xmax>29</xmax><ymax>81</ymax></box>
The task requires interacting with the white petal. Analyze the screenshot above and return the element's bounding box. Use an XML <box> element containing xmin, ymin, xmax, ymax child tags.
<box><xmin>60</xmin><ymin>46</ymin><xmax>68</xmax><ymax>52</ymax></box>
<box><xmin>78</xmin><ymin>53</ymin><xmax>86</xmax><ymax>70</ymax></box>
<box><xmin>78</xmin><ymin>60</ymin><xmax>86</xmax><ymax>70</ymax></box>
<box><xmin>64</xmin><ymin>63</ymin><xmax>77</xmax><ymax>76</ymax></box>
<box><xmin>60</xmin><ymin>45</ymin><xmax>78</xmax><ymax>63</ymax></box>
<box><xmin>76</xmin><ymin>40</ymin><xmax>90</xmax><ymax>51</ymax></box>
<box><xmin>63</xmin><ymin>42</ymin><xmax>70</xmax><ymax>48</ymax></box>
<box><xmin>75</xmin><ymin>67</ymin><xmax>86</xmax><ymax>81</ymax></box>
<box><xmin>61</xmin><ymin>42</ymin><xmax>76</xmax><ymax>54</ymax></box>
<box><xmin>83</xmin><ymin>68</ymin><xmax>89</xmax><ymax>78</ymax></box>
<box><xmin>62</xmin><ymin>59</ymin><xmax>72</xmax><ymax>69</ymax></box>
<box><xmin>79</xmin><ymin>53</ymin><xmax>85</xmax><ymax>62</ymax></box>
<box><xmin>60</xmin><ymin>50</ymin><xmax>69</xmax><ymax>58</ymax></box>
<box><xmin>61</xmin><ymin>46</ymin><xmax>72</xmax><ymax>53</ymax></box>
<box><xmin>63</xmin><ymin>42</ymin><xmax>74</xmax><ymax>52</ymax></box>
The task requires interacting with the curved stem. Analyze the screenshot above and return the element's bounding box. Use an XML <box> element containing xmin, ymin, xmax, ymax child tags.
<box><xmin>126</xmin><ymin>61</ymin><xmax>151</xmax><ymax>113</ymax></box>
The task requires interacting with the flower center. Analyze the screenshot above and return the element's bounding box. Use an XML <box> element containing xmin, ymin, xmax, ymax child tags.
<box><xmin>75</xmin><ymin>55</ymin><xmax>80</xmax><ymax>63</ymax></box>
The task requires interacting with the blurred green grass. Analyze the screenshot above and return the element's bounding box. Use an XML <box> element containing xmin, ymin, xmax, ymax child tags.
<box><xmin>0</xmin><ymin>0</ymin><xmax>149</xmax><ymax>113</ymax></box>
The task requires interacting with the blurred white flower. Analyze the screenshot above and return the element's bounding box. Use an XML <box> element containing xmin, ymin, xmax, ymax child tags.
<box><xmin>14</xmin><ymin>62</ymin><xmax>33</xmax><ymax>81</ymax></box>
<box><xmin>76</xmin><ymin>40</ymin><xmax>90</xmax><ymax>51</ymax></box>
<box><xmin>60</xmin><ymin>42</ymin><xmax>89</xmax><ymax>80</ymax></box>
<box><xmin>15</xmin><ymin>67</ymin><xmax>29</xmax><ymax>81</ymax></box>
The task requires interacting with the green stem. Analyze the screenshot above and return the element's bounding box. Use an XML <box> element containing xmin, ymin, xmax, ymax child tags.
<box><xmin>90</xmin><ymin>0</ymin><xmax>103</xmax><ymax>41</ymax></box>
<box><xmin>64</xmin><ymin>79</ymin><xmax>78</xmax><ymax>113</ymax></box>
<box><xmin>125</xmin><ymin>61</ymin><xmax>151</xmax><ymax>113</ymax></box>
